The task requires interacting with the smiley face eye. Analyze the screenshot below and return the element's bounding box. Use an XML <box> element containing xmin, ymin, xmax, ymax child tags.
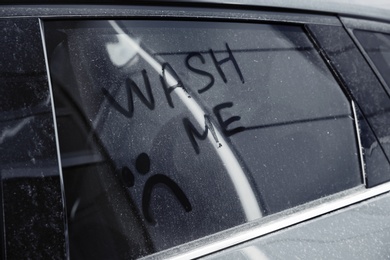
<box><xmin>136</xmin><ymin>152</ymin><xmax>150</xmax><ymax>175</ymax></box>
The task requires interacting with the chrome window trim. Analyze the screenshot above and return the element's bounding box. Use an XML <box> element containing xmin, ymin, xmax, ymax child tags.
<box><xmin>352</xmin><ymin>101</ymin><xmax>367</xmax><ymax>186</ymax></box>
<box><xmin>39</xmin><ymin>18</ymin><xmax>70</xmax><ymax>260</ymax></box>
<box><xmin>142</xmin><ymin>183</ymin><xmax>390</xmax><ymax>260</ymax></box>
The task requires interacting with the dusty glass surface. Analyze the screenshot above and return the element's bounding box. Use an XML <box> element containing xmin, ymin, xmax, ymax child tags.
<box><xmin>44</xmin><ymin>20</ymin><xmax>361</xmax><ymax>258</ymax></box>
<box><xmin>354</xmin><ymin>30</ymin><xmax>390</xmax><ymax>92</ymax></box>
<box><xmin>308</xmin><ymin>25</ymin><xmax>390</xmax><ymax>187</ymax></box>
<box><xmin>0</xmin><ymin>18</ymin><xmax>66</xmax><ymax>259</ymax></box>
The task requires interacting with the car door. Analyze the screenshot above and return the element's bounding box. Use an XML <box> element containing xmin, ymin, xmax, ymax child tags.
<box><xmin>0</xmin><ymin>3</ymin><xmax>390</xmax><ymax>259</ymax></box>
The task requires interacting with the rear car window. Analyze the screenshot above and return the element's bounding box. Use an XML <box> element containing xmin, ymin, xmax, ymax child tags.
<box><xmin>354</xmin><ymin>30</ymin><xmax>390</xmax><ymax>93</ymax></box>
<box><xmin>44</xmin><ymin>20</ymin><xmax>361</xmax><ymax>258</ymax></box>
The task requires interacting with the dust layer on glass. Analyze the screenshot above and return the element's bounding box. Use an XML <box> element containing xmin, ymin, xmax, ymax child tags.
<box><xmin>44</xmin><ymin>20</ymin><xmax>361</xmax><ymax>258</ymax></box>
<box><xmin>354</xmin><ymin>30</ymin><xmax>390</xmax><ymax>93</ymax></box>
<box><xmin>0</xmin><ymin>18</ymin><xmax>66</xmax><ymax>259</ymax></box>
<box><xmin>353</xmin><ymin>30</ymin><xmax>390</xmax><ymax>187</ymax></box>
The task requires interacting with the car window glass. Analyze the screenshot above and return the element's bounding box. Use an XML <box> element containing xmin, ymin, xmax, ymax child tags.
<box><xmin>44</xmin><ymin>20</ymin><xmax>361</xmax><ymax>259</ymax></box>
<box><xmin>0</xmin><ymin>18</ymin><xmax>67</xmax><ymax>259</ymax></box>
<box><xmin>354</xmin><ymin>30</ymin><xmax>390</xmax><ymax>92</ymax></box>
<box><xmin>309</xmin><ymin>24</ymin><xmax>390</xmax><ymax>187</ymax></box>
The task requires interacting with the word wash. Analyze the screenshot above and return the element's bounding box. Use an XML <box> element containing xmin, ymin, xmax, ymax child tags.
<box><xmin>103</xmin><ymin>43</ymin><xmax>248</xmax><ymax>154</ymax></box>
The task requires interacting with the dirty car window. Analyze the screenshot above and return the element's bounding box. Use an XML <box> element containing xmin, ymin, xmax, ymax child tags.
<box><xmin>44</xmin><ymin>20</ymin><xmax>361</xmax><ymax>258</ymax></box>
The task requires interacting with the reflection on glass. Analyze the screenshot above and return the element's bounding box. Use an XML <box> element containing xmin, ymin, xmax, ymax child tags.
<box><xmin>106</xmin><ymin>20</ymin><xmax>262</xmax><ymax>222</ymax></box>
<box><xmin>0</xmin><ymin>18</ymin><xmax>66</xmax><ymax>259</ymax></box>
<box><xmin>354</xmin><ymin>30</ymin><xmax>390</xmax><ymax>92</ymax></box>
<box><xmin>353</xmin><ymin>29</ymin><xmax>390</xmax><ymax>184</ymax></box>
<box><xmin>44</xmin><ymin>20</ymin><xmax>361</xmax><ymax>258</ymax></box>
